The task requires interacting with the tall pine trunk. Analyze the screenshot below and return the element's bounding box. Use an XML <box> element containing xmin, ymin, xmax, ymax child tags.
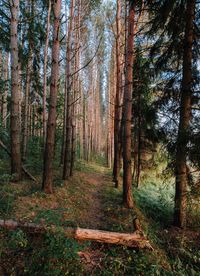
<box><xmin>42</xmin><ymin>0</ymin><xmax>61</xmax><ymax>193</ymax></box>
<box><xmin>10</xmin><ymin>0</ymin><xmax>22</xmax><ymax>181</ymax></box>
<box><xmin>2</xmin><ymin>53</ymin><xmax>8</xmax><ymax>129</ymax></box>
<box><xmin>113</xmin><ymin>0</ymin><xmax>122</xmax><ymax>188</ymax></box>
<box><xmin>122</xmin><ymin>1</ymin><xmax>135</xmax><ymax>208</ymax></box>
<box><xmin>43</xmin><ymin>0</ymin><xmax>51</xmax><ymax>144</ymax></box>
<box><xmin>174</xmin><ymin>0</ymin><xmax>195</xmax><ymax>228</ymax></box>
<box><xmin>22</xmin><ymin>51</ymin><xmax>32</xmax><ymax>160</ymax></box>
<box><xmin>63</xmin><ymin>0</ymin><xmax>74</xmax><ymax>180</ymax></box>
<box><xmin>0</xmin><ymin>48</ymin><xmax>2</xmax><ymax>119</ymax></box>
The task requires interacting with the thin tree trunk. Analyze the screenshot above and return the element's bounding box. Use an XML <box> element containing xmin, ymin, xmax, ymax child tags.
<box><xmin>22</xmin><ymin>52</ymin><xmax>32</xmax><ymax>160</ymax></box>
<box><xmin>70</xmin><ymin>120</ymin><xmax>75</xmax><ymax>176</ymax></box>
<box><xmin>43</xmin><ymin>0</ymin><xmax>61</xmax><ymax>193</ymax></box>
<box><xmin>10</xmin><ymin>0</ymin><xmax>22</xmax><ymax>181</ymax></box>
<box><xmin>0</xmin><ymin>48</ymin><xmax>2</xmax><ymax>120</ymax></box>
<box><xmin>113</xmin><ymin>0</ymin><xmax>122</xmax><ymax>188</ymax></box>
<box><xmin>63</xmin><ymin>0</ymin><xmax>74</xmax><ymax>180</ymax></box>
<box><xmin>122</xmin><ymin>1</ymin><xmax>135</xmax><ymax>208</ymax></box>
<box><xmin>2</xmin><ymin>53</ymin><xmax>8</xmax><ymax>128</ymax></box>
<box><xmin>43</xmin><ymin>0</ymin><xmax>51</xmax><ymax>144</ymax></box>
<box><xmin>174</xmin><ymin>0</ymin><xmax>195</xmax><ymax>228</ymax></box>
<box><xmin>83</xmin><ymin>96</ymin><xmax>87</xmax><ymax>160</ymax></box>
<box><xmin>60</xmin><ymin>1</ymin><xmax>68</xmax><ymax>166</ymax></box>
<box><xmin>136</xmin><ymin>89</ymin><xmax>141</xmax><ymax>188</ymax></box>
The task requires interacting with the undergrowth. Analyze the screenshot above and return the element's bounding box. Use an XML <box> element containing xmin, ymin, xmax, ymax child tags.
<box><xmin>0</xmin><ymin>156</ymin><xmax>199</xmax><ymax>275</ymax></box>
<box><xmin>0</xmin><ymin>228</ymin><xmax>83</xmax><ymax>275</ymax></box>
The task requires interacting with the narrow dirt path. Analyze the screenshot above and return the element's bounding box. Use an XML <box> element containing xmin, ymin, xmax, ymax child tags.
<box><xmin>77</xmin><ymin>170</ymin><xmax>112</xmax><ymax>229</ymax></box>
<box><xmin>75</xmin><ymin>164</ymin><xmax>134</xmax><ymax>233</ymax></box>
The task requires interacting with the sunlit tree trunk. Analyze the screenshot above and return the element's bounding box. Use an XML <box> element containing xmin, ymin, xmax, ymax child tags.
<box><xmin>174</xmin><ymin>0</ymin><xmax>195</xmax><ymax>228</ymax></box>
<box><xmin>122</xmin><ymin>0</ymin><xmax>135</xmax><ymax>208</ymax></box>
<box><xmin>43</xmin><ymin>0</ymin><xmax>61</xmax><ymax>193</ymax></box>
<box><xmin>113</xmin><ymin>0</ymin><xmax>122</xmax><ymax>188</ymax></box>
<box><xmin>10</xmin><ymin>0</ymin><xmax>22</xmax><ymax>181</ymax></box>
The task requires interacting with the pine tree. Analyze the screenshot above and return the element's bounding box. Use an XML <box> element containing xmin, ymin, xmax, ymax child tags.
<box><xmin>10</xmin><ymin>0</ymin><xmax>22</xmax><ymax>181</ymax></box>
<box><xmin>43</xmin><ymin>0</ymin><xmax>61</xmax><ymax>193</ymax></box>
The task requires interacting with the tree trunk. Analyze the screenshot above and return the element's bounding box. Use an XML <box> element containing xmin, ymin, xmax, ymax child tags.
<box><xmin>0</xmin><ymin>48</ymin><xmax>2</xmax><ymax>120</ymax></box>
<box><xmin>2</xmin><ymin>53</ymin><xmax>8</xmax><ymax>129</ymax></box>
<box><xmin>70</xmin><ymin>120</ymin><xmax>75</xmax><ymax>176</ymax></box>
<box><xmin>60</xmin><ymin>1</ymin><xmax>68</xmax><ymax>166</ymax></box>
<box><xmin>63</xmin><ymin>0</ymin><xmax>74</xmax><ymax>180</ymax></box>
<box><xmin>10</xmin><ymin>0</ymin><xmax>22</xmax><ymax>181</ymax></box>
<box><xmin>22</xmin><ymin>52</ymin><xmax>32</xmax><ymax>160</ymax></box>
<box><xmin>174</xmin><ymin>0</ymin><xmax>195</xmax><ymax>228</ymax></box>
<box><xmin>113</xmin><ymin>0</ymin><xmax>122</xmax><ymax>188</ymax></box>
<box><xmin>136</xmin><ymin>89</ymin><xmax>142</xmax><ymax>188</ymax></box>
<box><xmin>122</xmin><ymin>1</ymin><xmax>135</xmax><ymax>208</ymax></box>
<box><xmin>42</xmin><ymin>0</ymin><xmax>61</xmax><ymax>193</ymax></box>
<box><xmin>83</xmin><ymin>96</ymin><xmax>87</xmax><ymax>160</ymax></box>
<box><xmin>43</xmin><ymin>0</ymin><xmax>51</xmax><ymax>144</ymax></box>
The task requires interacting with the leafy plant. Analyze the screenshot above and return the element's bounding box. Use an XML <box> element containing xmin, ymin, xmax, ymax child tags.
<box><xmin>8</xmin><ymin>229</ymin><xmax>28</xmax><ymax>249</ymax></box>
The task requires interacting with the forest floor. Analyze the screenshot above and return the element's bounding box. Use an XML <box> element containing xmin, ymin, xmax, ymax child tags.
<box><xmin>0</xmin><ymin>161</ymin><xmax>200</xmax><ymax>275</ymax></box>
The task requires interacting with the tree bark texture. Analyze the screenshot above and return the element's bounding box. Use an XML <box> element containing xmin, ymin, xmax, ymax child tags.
<box><xmin>63</xmin><ymin>0</ymin><xmax>74</xmax><ymax>180</ymax></box>
<box><xmin>113</xmin><ymin>0</ymin><xmax>122</xmax><ymax>188</ymax></box>
<box><xmin>10</xmin><ymin>0</ymin><xmax>22</xmax><ymax>181</ymax></box>
<box><xmin>122</xmin><ymin>1</ymin><xmax>135</xmax><ymax>208</ymax></box>
<box><xmin>174</xmin><ymin>0</ymin><xmax>195</xmax><ymax>228</ymax></box>
<box><xmin>43</xmin><ymin>0</ymin><xmax>61</xmax><ymax>193</ymax></box>
<box><xmin>2</xmin><ymin>53</ymin><xmax>8</xmax><ymax>128</ymax></box>
<box><xmin>43</xmin><ymin>0</ymin><xmax>51</xmax><ymax>144</ymax></box>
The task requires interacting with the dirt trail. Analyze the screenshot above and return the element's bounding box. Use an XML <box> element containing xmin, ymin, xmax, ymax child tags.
<box><xmin>77</xmin><ymin>170</ymin><xmax>112</xmax><ymax>229</ymax></box>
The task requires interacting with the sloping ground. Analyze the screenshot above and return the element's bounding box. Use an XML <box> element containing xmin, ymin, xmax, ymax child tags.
<box><xmin>11</xmin><ymin>162</ymin><xmax>135</xmax><ymax>233</ymax></box>
<box><xmin>0</xmin><ymin>161</ymin><xmax>199</xmax><ymax>275</ymax></box>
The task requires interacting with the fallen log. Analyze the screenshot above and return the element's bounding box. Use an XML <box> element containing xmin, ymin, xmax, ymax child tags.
<box><xmin>0</xmin><ymin>219</ymin><xmax>153</xmax><ymax>249</ymax></box>
<box><xmin>0</xmin><ymin>139</ymin><xmax>37</xmax><ymax>182</ymax></box>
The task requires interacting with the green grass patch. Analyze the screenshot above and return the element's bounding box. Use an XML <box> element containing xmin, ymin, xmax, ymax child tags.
<box><xmin>134</xmin><ymin>181</ymin><xmax>174</xmax><ymax>227</ymax></box>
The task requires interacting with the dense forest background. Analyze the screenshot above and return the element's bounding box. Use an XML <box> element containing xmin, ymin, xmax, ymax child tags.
<box><xmin>0</xmin><ymin>0</ymin><xmax>200</xmax><ymax>275</ymax></box>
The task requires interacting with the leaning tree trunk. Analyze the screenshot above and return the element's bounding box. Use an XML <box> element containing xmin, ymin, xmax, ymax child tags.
<box><xmin>42</xmin><ymin>0</ymin><xmax>61</xmax><ymax>193</ymax></box>
<box><xmin>10</xmin><ymin>0</ymin><xmax>22</xmax><ymax>181</ymax></box>
<box><xmin>174</xmin><ymin>0</ymin><xmax>195</xmax><ymax>228</ymax></box>
<box><xmin>122</xmin><ymin>1</ymin><xmax>135</xmax><ymax>208</ymax></box>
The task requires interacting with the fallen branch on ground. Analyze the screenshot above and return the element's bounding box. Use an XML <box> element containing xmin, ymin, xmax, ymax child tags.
<box><xmin>0</xmin><ymin>139</ymin><xmax>37</xmax><ymax>182</ymax></box>
<box><xmin>0</xmin><ymin>219</ymin><xmax>153</xmax><ymax>249</ymax></box>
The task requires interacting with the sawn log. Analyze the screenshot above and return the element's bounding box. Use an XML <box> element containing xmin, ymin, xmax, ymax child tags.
<box><xmin>0</xmin><ymin>219</ymin><xmax>152</xmax><ymax>249</ymax></box>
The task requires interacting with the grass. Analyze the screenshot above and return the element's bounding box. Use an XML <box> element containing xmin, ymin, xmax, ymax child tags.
<box><xmin>134</xmin><ymin>181</ymin><xmax>174</xmax><ymax>227</ymax></box>
<box><xmin>132</xmin><ymin>177</ymin><xmax>200</xmax><ymax>276</ymax></box>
